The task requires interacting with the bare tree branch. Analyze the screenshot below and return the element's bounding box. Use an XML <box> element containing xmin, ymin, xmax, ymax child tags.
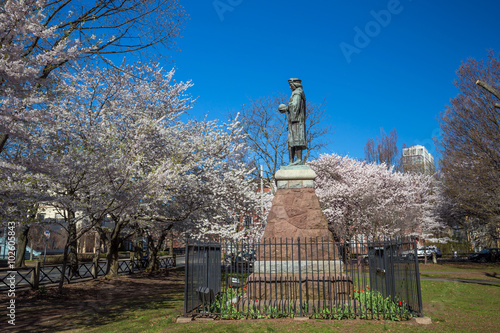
<box><xmin>438</xmin><ymin>51</ymin><xmax>500</xmax><ymax>237</ymax></box>
<box><xmin>364</xmin><ymin>128</ymin><xmax>401</xmax><ymax>171</ymax></box>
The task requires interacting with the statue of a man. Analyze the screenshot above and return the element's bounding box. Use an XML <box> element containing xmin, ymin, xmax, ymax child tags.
<box><xmin>279</xmin><ymin>78</ymin><xmax>307</xmax><ymax>165</ymax></box>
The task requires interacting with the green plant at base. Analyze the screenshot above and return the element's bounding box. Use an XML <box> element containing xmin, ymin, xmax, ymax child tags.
<box><xmin>353</xmin><ymin>289</ymin><xmax>413</xmax><ymax>321</ymax></box>
<box><xmin>38</xmin><ymin>285</ymin><xmax>48</xmax><ymax>296</ymax></box>
<box><xmin>205</xmin><ymin>286</ymin><xmax>413</xmax><ymax>321</ymax></box>
<box><xmin>207</xmin><ymin>289</ymin><xmax>243</xmax><ymax>319</ymax></box>
<box><xmin>268</xmin><ymin>306</ymin><xmax>279</xmax><ymax>319</ymax></box>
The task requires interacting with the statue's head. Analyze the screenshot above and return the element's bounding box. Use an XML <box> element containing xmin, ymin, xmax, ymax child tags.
<box><xmin>288</xmin><ymin>78</ymin><xmax>302</xmax><ymax>90</ymax></box>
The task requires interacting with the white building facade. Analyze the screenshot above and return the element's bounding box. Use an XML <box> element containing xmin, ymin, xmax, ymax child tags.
<box><xmin>402</xmin><ymin>145</ymin><xmax>435</xmax><ymax>175</ymax></box>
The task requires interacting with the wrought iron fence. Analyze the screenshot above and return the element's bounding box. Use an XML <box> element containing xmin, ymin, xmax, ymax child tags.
<box><xmin>184</xmin><ymin>237</ymin><xmax>422</xmax><ymax>320</ymax></box>
<box><xmin>0</xmin><ymin>255</ymin><xmax>176</xmax><ymax>292</ymax></box>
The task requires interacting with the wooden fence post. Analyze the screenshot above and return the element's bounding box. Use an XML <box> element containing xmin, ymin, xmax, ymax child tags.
<box><xmin>130</xmin><ymin>252</ymin><xmax>135</xmax><ymax>274</ymax></box>
<box><xmin>92</xmin><ymin>260</ymin><xmax>98</xmax><ymax>279</ymax></box>
<box><xmin>30</xmin><ymin>261</ymin><xmax>41</xmax><ymax>290</ymax></box>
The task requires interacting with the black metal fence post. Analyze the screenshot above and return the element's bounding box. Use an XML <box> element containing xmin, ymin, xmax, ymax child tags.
<box><xmin>183</xmin><ymin>239</ymin><xmax>189</xmax><ymax>317</ymax></box>
<box><xmin>297</xmin><ymin>237</ymin><xmax>303</xmax><ymax>317</ymax></box>
<box><xmin>413</xmin><ymin>237</ymin><xmax>423</xmax><ymax>316</ymax></box>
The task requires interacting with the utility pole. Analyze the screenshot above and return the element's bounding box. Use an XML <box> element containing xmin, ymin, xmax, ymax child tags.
<box><xmin>260</xmin><ymin>165</ymin><xmax>264</xmax><ymax>218</ymax></box>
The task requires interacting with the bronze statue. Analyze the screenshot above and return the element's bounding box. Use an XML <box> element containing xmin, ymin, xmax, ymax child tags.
<box><xmin>279</xmin><ymin>78</ymin><xmax>307</xmax><ymax>165</ymax></box>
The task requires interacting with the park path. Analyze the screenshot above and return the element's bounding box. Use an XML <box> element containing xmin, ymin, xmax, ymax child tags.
<box><xmin>419</xmin><ymin>276</ymin><xmax>500</xmax><ymax>284</ymax></box>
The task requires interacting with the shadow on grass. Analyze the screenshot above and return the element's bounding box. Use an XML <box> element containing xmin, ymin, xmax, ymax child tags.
<box><xmin>9</xmin><ymin>267</ymin><xmax>185</xmax><ymax>333</ymax></box>
<box><xmin>459</xmin><ymin>279</ymin><xmax>500</xmax><ymax>288</ymax></box>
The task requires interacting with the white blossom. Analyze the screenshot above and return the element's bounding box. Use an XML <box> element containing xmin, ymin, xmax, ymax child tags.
<box><xmin>309</xmin><ymin>154</ymin><xmax>444</xmax><ymax>241</ymax></box>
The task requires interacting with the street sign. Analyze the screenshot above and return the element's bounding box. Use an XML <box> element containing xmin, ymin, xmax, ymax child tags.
<box><xmin>44</xmin><ymin>230</ymin><xmax>50</xmax><ymax>238</ymax></box>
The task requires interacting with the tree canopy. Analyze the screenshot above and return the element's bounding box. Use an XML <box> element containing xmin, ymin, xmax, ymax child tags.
<box><xmin>310</xmin><ymin>154</ymin><xmax>443</xmax><ymax>242</ymax></box>
<box><xmin>0</xmin><ymin>0</ymin><xmax>186</xmax><ymax>150</ymax></box>
<box><xmin>438</xmin><ymin>50</ymin><xmax>500</xmax><ymax>243</ymax></box>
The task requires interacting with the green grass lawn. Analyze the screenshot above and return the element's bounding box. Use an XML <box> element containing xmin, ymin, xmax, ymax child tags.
<box><xmin>61</xmin><ymin>266</ymin><xmax>499</xmax><ymax>333</ymax></box>
<box><xmin>420</xmin><ymin>279</ymin><xmax>499</xmax><ymax>332</ymax></box>
<box><xmin>66</xmin><ymin>281</ymin><xmax>498</xmax><ymax>333</ymax></box>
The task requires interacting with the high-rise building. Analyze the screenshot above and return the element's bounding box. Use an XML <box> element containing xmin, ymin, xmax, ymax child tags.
<box><xmin>402</xmin><ymin>145</ymin><xmax>435</xmax><ymax>175</ymax></box>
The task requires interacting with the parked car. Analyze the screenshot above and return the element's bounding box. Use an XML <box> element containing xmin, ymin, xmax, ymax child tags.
<box><xmin>420</xmin><ymin>246</ymin><xmax>442</xmax><ymax>259</ymax></box>
<box><xmin>226</xmin><ymin>250</ymin><xmax>256</xmax><ymax>272</ymax></box>
<box><xmin>401</xmin><ymin>246</ymin><xmax>442</xmax><ymax>259</ymax></box>
<box><xmin>468</xmin><ymin>248</ymin><xmax>500</xmax><ymax>263</ymax></box>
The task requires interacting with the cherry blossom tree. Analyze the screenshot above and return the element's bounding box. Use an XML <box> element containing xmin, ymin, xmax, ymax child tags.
<box><xmin>309</xmin><ymin>154</ymin><xmax>444</xmax><ymax>242</ymax></box>
<box><xmin>0</xmin><ymin>0</ymin><xmax>186</xmax><ymax>279</ymax></box>
<box><xmin>1</xmin><ymin>1</ymin><xmax>264</xmax><ymax>283</ymax></box>
<box><xmin>13</xmin><ymin>61</ymin><xmax>262</xmax><ymax>280</ymax></box>
<box><xmin>96</xmin><ymin>115</ymin><xmax>260</xmax><ymax>275</ymax></box>
<box><xmin>0</xmin><ymin>0</ymin><xmax>186</xmax><ymax>152</ymax></box>
<box><xmin>44</xmin><ymin>62</ymin><xmax>194</xmax><ymax>278</ymax></box>
<box><xmin>136</xmin><ymin>117</ymin><xmax>264</xmax><ymax>243</ymax></box>
<box><xmin>1</xmin><ymin>0</ymin><xmax>85</xmax><ymax>149</ymax></box>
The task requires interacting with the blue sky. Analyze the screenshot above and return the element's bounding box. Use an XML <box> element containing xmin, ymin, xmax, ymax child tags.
<box><xmin>168</xmin><ymin>0</ymin><xmax>500</xmax><ymax>161</ymax></box>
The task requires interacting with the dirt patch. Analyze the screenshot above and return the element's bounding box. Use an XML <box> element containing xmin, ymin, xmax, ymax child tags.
<box><xmin>0</xmin><ymin>268</ymin><xmax>185</xmax><ymax>332</ymax></box>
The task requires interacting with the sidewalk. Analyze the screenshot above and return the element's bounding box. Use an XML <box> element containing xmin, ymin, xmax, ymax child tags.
<box><xmin>420</xmin><ymin>276</ymin><xmax>500</xmax><ymax>284</ymax></box>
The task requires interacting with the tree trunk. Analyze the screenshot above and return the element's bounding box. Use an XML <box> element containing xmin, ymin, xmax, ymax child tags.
<box><xmin>92</xmin><ymin>232</ymin><xmax>102</xmax><ymax>278</ymax></box>
<box><xmin>67</xmin><ymin>211</ymin><xmax>79</xmax><ymax>278</ymax></box>
<box><xmin>169</xmin><ymin>230</ymin><xmax>174</xmax><ymax>256</ymax></box>
<box><xmin>0</xmin><ymin>133</ymin><xmax>8</xmax><ymax>153</ymax></box>
<box><xmin>58</xmin><ymin>243</ymin><xmax>70</xmax><ymax>294</ymax></box>
<box><xmin>146</xmin><ymin>228</ymin><xmax>170</xmax><ymax>272</ymax></box>
<box><xmin>104</xmin><ymin>218</ymin><xmax>127</xmax><ymax>278</ymax></box>
<box><xmin>105</xmin><ymin>237</ymin><xmax>121</xmax><ymax>277</ymax></box>
<box><xmin>146</xmin><ymin>245</ymin><xmax>159</xmax><ymax>272</ymax></box>
<box><xmin>14</xmin><ymin>225</ymin><xmax>30</xmax><ymax>268</ymax></box>
<box><xmin>135</xmin><ymin>240</ymin><xmax>144</xmax><ymax>263</ymax></box>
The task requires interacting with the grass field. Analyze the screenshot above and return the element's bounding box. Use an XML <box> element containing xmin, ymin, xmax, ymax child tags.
<box><xmin>4</xmin><ymin>262</ymin><xmax>500</xmax><ymax>333</ymax></box>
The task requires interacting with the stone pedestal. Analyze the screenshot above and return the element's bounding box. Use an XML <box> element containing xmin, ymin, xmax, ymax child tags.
<box><xmin>245</xmin><ymin>165</ymin><xmax>351</xmax><ymax>303</ymax></box>
<box><xmin>262</xmin><ymin>165</ymin><xmax>333</xmax><ymax>244</ymax></box>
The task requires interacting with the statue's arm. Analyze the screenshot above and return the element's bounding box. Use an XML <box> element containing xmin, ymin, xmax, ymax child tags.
<box><xmin>278</xmin><ymin>103</ymin><xmax>288</xmax><ymax>113</ymax></box>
